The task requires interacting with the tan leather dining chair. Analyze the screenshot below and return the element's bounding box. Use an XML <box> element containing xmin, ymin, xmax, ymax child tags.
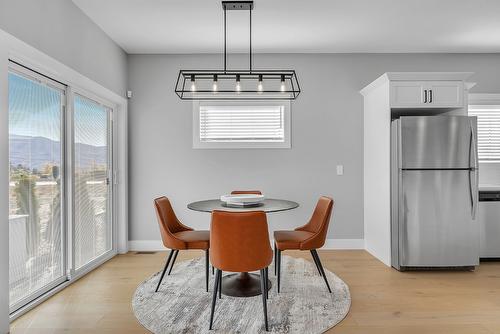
<box><xmin>209</xmin><ymin>190</ymin><xmax>264</xmax><ymax>276</ymax></box>
<box><xmin>273</xmin><ymin>196</ymin><xmax>334</xmax><ymax>293</ymax></box>
<box><xmin>209</xmin><ymin>210</ymin><xmax>273</xmax><ymax>331</ymax></box>
<box><xmin>154</xmin><ymin>196</ymin><xmax>210</xmax><ymax>292</ymax></box>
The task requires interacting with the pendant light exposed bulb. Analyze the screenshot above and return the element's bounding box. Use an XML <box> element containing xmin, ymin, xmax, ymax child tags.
<box><xmin>257</xmin><ymin>74</ymin><xmax>263</xmax><ymax>93</ymax></box>
<box><xmin>280</xmin><ymin>75</ymin><xmax>286</xmax><ymax>92</ymax></box>
<box><xmin>236</xmin><ymin>74</ymin><xmax>241</xmax><ymax>93</ymax></box>
<box><xmin>212</xmin><ymin>74</ymin><xmax>218</xmax><ymax>92</ymax></box>
<box><xmin>190</xmin><ymin>74</ymin><xmax>196</xmax><ymax>92</ymax></box>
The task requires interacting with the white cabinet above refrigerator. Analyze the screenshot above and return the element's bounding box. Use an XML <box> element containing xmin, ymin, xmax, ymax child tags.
<box><xmin>390</xmin><ymin>81</ymin><xmax>464</xmax><ymax>108</ymax></box>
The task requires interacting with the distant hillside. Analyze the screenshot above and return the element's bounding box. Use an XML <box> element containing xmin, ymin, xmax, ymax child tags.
<box><xmin>10</xmin><ymin>135</ymin><xmax>107</xmax><ymax>170</ymax></box>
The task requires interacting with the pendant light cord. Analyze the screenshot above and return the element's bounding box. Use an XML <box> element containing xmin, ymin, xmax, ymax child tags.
<box><xmin>249</xmin><ymin>8</ymin><xmax>252</xmax><ymax>72</ymax></box>
<box><xmin>222</xmin><ymin>2</ymin><xmax>253</xmax><ymax>73</ymax></box>
<box><xmin>224</xmin><ymin>7</ymin><xmax>227</xmax><ymax>73</ymax></box>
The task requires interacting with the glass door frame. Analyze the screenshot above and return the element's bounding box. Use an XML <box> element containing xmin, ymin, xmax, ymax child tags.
<box><xmin>8</xmin><ymin>62</ymin><xmax>68</xmax><ymax>314</ymax></box>
<box><xmin>66</xmin><ymin>87</ymin><xmax>117</xmax><ymax>280</ymax></box>
<box><xmin>7</xmin><ymin>62</ymin><xmax>118</xmax><ymax>314</ymax></box>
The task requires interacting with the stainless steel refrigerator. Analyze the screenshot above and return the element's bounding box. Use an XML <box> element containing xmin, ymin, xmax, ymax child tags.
<box><xmin>391</xmin><ymin>116</ymin><xmax>479</xmax><ymax>270</ymax></box>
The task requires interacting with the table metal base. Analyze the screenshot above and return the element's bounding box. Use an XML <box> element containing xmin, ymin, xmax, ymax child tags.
<box><xmin>221</xmin><ymin>272</ymin><xmax>272</xmax><ymax>297</ymax></box>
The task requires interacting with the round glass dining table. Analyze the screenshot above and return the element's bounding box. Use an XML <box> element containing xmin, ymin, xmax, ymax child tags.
<box><xmin>187</xmin><ymin>198</ymin><xmax>299</xmax><ymax>297</ymax></box>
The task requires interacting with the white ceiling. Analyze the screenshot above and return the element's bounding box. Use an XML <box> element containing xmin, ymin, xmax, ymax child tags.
<box><xmin>72</xmin><ymin>0</ymin><xmax>500</xmax><ymax>54</ymax></box>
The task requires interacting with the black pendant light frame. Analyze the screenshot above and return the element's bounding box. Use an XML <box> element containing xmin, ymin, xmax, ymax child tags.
<box><xmin>175</xmin><ymin>1</ymin><xmax>301</xmax><ymax>100</ymax></box>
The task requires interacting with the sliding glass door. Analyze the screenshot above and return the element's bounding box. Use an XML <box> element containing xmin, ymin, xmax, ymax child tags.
<box><xmin>8</xmin><ymin>66</ymin><xmax>66</xmax><ymax>311</ymax></box>
<box><xmin>73</xmin><ymin>94</ymin><xmax>113</xmax><ymax>270</ymax></box>
<box><xmin>8</xmin><ymin>63</ymin><xmax>115</xmax><ymax>313</ymax></box>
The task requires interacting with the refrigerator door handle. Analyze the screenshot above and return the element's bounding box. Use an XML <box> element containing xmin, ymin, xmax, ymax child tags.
<box><xmin>470</xmin><ymin>118</ymin><xmax>479</xmax><ymax>170</ymax></box>
<box><xmin>472</xmin><ymin>169</ymin><xmax>478</xmax><ymax>219</ymax></box>
<box><xmin>470</xmin><ymin>118</ymin><xmax>479</xmax><ymax>219</ymax></box>
<box><xmin>468</xmin><ymin>169</ymin><xmax>478</xmax><ymax>219</ymax></box>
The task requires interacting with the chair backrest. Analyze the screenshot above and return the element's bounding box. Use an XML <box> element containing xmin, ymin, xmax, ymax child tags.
<box><xmin>154</xmin><ymin>196</ymin><xmax>191</xmax><ymax>249</ymax></box>
<box><xmin>297</xmin><ymin>196</ymin><xmax>334</xmax><ymax>250</ymax></box>
<box><xmin>210</xmin><ymin>210</ymin><xmax>273</xmax><ymax>272</ymax></box>
<box><xmin>231</xmin><ymin>190</ymin><xmax>262</xmax><ymax>195</ymax></box>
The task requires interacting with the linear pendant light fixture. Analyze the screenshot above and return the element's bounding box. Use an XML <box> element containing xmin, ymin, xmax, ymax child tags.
<box><xmin>175</xmin><ymin>1</ymin><xmax>301</xmax><ymax>100</ymax></box>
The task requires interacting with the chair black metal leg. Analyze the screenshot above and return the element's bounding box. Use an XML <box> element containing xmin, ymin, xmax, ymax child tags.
<box><xmin>212</xmin><ymin>265</ymin><xmax>215</xmax><ymax>275</ymax></box>
<box><xmin>155</xmin><ymin>249</ymin><xmax>174</xmax><ymax>292</ymax></box>
<box><xmin>218</xmin><ymin>271</ymin><xmax>222</xmax><ymax>299</ymax></box>
<box><xmin>205</xmin><ymin>250</ymin><xmax>209</xmax><ymax>292</ymax></box>
<box><xmin>277</xmin><ymin>249</ymin><xmax>281</xmax><ymax>293</ymax></box>
<box><xmin>274</xmin><ymin>242</ymin><xmax>277</xmax><ymax>276</ymax></box>
<box><xmin>310</xmin><ymin>250</ymin><xmax>322</xmax><ymax>276</ymax></box>
<box><xmin>167</xmin><ymin>250</ymin><xmax>179</xmax><ymax>275</ymax></box>
<box><xmin>312</xmin><ymin>249</ymin><xmax>332</xmax><ymax>293</ymax></box>
<box><xmin>209</xmin><ymin>269</ymin><xmax>221</xmax><ymax>330</ymax></box>
<box><xmin>264</xmin><ymin>267</ymin><xmax>269</xmax><ymax>299</ymax></box>
<box><xmin>260</xmin><ymin>269</ymin><xmax>269</xmax><ymax>331</ymax></box>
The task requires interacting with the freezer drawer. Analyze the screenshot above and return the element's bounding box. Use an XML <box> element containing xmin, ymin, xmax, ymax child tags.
<box><xmin>399</xmin><ymin>116</ymin><xmax>476</xmax><ymax>169</ymax></box>
<box><xmin>398</xmin><ymin>170</ymin><xmax>479</xmax><ymax>267</ymax></box>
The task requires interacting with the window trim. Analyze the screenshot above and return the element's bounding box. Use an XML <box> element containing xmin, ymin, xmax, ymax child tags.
<box><xmin>192</xmin><ymin>100</ymin><xmax>291</xmax><ymax>149</ymax></box>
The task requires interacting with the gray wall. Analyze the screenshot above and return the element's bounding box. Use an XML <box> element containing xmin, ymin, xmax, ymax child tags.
<box><xmin>128</xmin><ymin>53</ymin><xmax>500</xmax><ymax>243</ymax></box>
<box><xmin>0</xmin><ymin>0</ymin><xmax>127</xmax><ymax>96</ymax></box>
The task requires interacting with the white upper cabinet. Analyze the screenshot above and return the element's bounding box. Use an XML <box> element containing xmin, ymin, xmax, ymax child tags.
<box><xmin>426</xmin><ymin>81</ymin><xmax>463</xmax><ymax>107</ymax></box>
<box><xmin>390</xmin><ymin>81</ymin><xmax>463</xmax><ymax>108</ymax></box>
<box><xmin>390</xmin><ymin>81</ymin><xmax>426</xmax><ymax>107</ymax></box>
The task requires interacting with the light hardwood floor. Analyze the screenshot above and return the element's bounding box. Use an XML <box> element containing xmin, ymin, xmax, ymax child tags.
<box><xmin>10</xmin><ymin>250</ymin><xmax>500</xmax><ymax>334</ymax></box>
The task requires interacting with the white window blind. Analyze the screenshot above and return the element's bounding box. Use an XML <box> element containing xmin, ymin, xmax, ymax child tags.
<box><xmin>469</xmin><ymin>106</ymin><xmax>500</xmax><ymax>162</ymax></box>
<box><xmin>199</xmin><ymin>105</ymin><xmax>285</xmax><ymax>143</ymax></box>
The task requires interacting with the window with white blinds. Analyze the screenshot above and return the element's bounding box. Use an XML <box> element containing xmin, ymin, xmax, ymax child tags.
<box><xmin>469</xmin><ymin>106</ymin><xmax>500</xmax><ymax>162</ymax></box>
<box><xmin>193</xmin><ymin>101</ymin><xmax>290</xmax><ymax>148</ymax></box>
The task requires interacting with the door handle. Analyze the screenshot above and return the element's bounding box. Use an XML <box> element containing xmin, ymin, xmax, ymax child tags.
<box><xmin>429</xmin><ymin>90</ymin><xmax>433</xmax><ymax>103</ymax></box>
<box><xmin>470</xmin><ymin>119</ymin><xmax>479</xmax><ymax>219</ymax></box>
<box><xmin>469</xmin><ymin>169</ymin><xmax>478</xmax><ymax>220</ymax></box>
<box><xmin>473</xmin><ymin>169</ymin><xmax>478</xmax><ymax>219</ymax></box>
<box><xmin>424</xmin><ymin>90</ymin><xmax>427</xmax><ymax>103</ymax></box>
<box><xmin>470</xmin><ymin>119</ymin><xmax>479</xmax><ymax>170</ymax></box>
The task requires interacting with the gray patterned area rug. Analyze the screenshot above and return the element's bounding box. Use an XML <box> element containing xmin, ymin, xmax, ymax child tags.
<box><xmin>132</xmin><ymin>255</ymin><xmax>351</xmax><ymax>333</ymax></box>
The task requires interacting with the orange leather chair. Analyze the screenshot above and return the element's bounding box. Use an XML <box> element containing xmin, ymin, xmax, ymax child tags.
<box><xmin>154</xmin><ymin>196</ymin><xmax>210</xmax><ymax>292</ymax></box>
<box><xmin>273</xmin><ymin>196</ymin><xmax>334</xmax><ymax>293</ymax></box>
<box><xmin>209</xmin><ymin>210</ymin><xmax>273</xmax><ymax>331</ymax></box>
<box><xmin>231</xmin><ymin>190</ymin><xmax>262</xmax><ymax>195</ymax></box>
<box><xmin>208</xmin><ymin>190</ymin><xmax>265</xmax><ymax>277</ymax></box>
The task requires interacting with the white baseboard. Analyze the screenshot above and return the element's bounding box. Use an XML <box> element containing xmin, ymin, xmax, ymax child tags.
<box><xmin>323</xmin><ymin>238</ymin><xmax>365</xmax><ymax>249</ymax></box>
<box><xmin>128</xmin><ymin>238</ymin><xmax>365</xmax><ymax>252</ymax></box>
<box><xmin>129</xmin><ymin>240</ymin><xmax>165</xmax><ymax>251</ymax></box>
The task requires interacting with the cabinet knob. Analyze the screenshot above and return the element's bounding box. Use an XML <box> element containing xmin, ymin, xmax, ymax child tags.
<box><xmin>424</xmin><ymin>90</ymin><xmax>428</xmax><ymax>103</ymax></box>
<box><xmin>429</xmin><ymin>90</ymin><xmax>433</xmax><ymax>103</ymax></box>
